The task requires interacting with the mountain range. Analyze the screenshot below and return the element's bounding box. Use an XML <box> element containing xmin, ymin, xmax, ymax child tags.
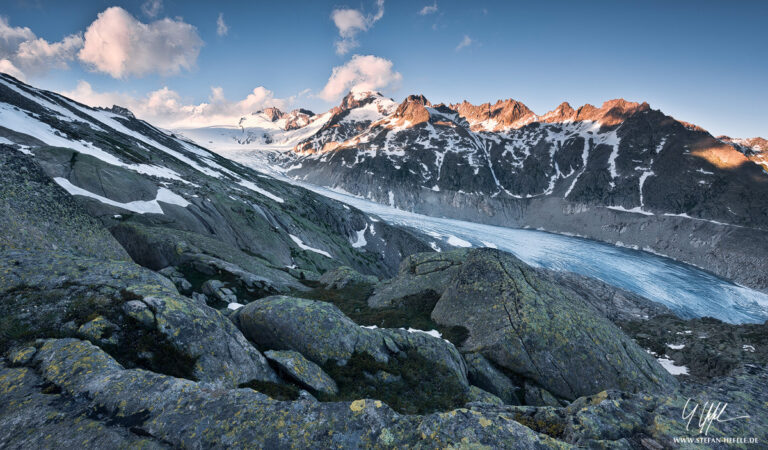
<box><xmin>177</xmin><ymin>90</ymin><xmax>768</xmax><ymax>292</ymax></box>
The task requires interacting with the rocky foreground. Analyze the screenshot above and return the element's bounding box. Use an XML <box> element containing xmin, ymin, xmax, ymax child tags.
<box><xmin>1</xmin><ymin>149</ymin><xmax>766</xmax><ymax>448</ymax></box>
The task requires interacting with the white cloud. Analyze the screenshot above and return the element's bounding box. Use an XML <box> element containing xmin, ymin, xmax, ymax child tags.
<box><xmin>455</xmin><ymin>35</ymin><xmax>473</xmax><ymax>51</ymax></box>
<box><xmin>319</xmin><ymin>54</ymin><xmax>401</xmax><ymax>101</ymax></box>
<box><xmin>418</xmin><ymin>2</ymin><xmax>438</xmax><ymax>15</ymax></box>
<box><xmin>0</xmin><ymin>17</ymin><xmax>35</xmax><ymax>57</ymax></box>
<box><xmin>16</xmin><ymin>34</ymin><xmax>83</xmax><ymax>73</ymax></box>
<box><xmin>78</xmin><ymin>7</ymin><xmax>203</xmax><ymax>78</ymax></box>
<box><xmin>62</xmin><ymin>80</ymin><xmax>294</xmax><ymax>129</ymax></box>
<box><xmin>331</xmin><ymin>0</ymin><xmax>384</xmax><ymax>55</ymax></box>
<box><xmin>0</xmin><ymin>16</ymin><xmax>82</xmax><ymax>79</ymax></box>
<box><xmin>0</xmin><ymin>58</ymin><xmax>25</xmax><ymax>80</ymax></box>
<box><xmin>216</xmin><ymin>13</ymin><xmax>228</xmax><ymax>37</ymax></box>
<box><xmin>334</xmin><ymin>37</ymin><xmax>359</xmax><ymax>56</ymax></box>
<box><xmin>141</xmin><ymin>0</ymin><xmax>163</xmax><ymax>18</ymax></box>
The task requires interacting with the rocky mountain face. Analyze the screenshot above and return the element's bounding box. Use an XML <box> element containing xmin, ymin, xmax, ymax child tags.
<box><xmin>2</xmin><ymin>74</ymin><xmax>767</xmax><ymax>447</ymax></box>
<box><xmin>242</xmin><ymin>91</ymin><xmax>768</xmax><ymax>292</ymax></box>
<box><xmin>450</xmin><ymin>98</ymin><xmax>536</xmax><ymax>131</ymax></box>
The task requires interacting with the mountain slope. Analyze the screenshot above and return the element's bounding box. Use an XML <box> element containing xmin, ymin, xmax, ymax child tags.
<box><xmin>0</xmin><ymin>73</ymin><xmax>433</xmax><ymax>290</ymax></box>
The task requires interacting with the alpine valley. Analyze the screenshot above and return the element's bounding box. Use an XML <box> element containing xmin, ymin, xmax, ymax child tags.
<box><xmin>2</xmin><ymin>72</ymin><xmax>767</xmax><ymax>449</ymax></box>
<box><xmin>178</xmin><ymin>90</ymin><xmax>768</xmax><ymax>294</ymax></box>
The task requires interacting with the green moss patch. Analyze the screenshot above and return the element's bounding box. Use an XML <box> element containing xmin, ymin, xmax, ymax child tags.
<box><xmin>512</xmin><ymin>412</ymin><xmax>566</xmax><ymax>439</ymax></box>
<box><xmin>64</xmin><ymin>292</ymin><xmax>198</xmax><ymax>380</ymax></box>
<box><xmin>319</xmin><ymin>351</ymin><xmax>469</xmax><ymax>415</ymax></box>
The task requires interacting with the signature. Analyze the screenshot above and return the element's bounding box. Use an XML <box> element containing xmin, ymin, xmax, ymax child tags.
<box><xmin>682</xmin><ymin>398</ymin><xmax>750</xmax><ymax>435</ymax></box>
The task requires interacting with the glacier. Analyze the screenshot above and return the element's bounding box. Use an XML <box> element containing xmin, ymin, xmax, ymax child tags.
<box><xmin>279</xmin><ymin>176</ymin><xmax>768</xmax><ymax>325</ymax></box>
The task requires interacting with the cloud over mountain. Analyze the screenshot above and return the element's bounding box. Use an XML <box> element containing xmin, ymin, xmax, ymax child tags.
<box><xmin>319</xmin><ymin>54</ymin><xmax>401</xmax><ymax>101</ymax></box>
<box><xmin>0</xmin><ymin>16</ymin><xmax>82</xmax><ymax>80</ymax></box>
<box><xmin>78</xmin><ymin>7</ymin><xmax>203</xmax><ymax>78</ymax></box>
<box><xmin>62</xmin><ymin>80</ymin><xmax>293</xmax><ymax>129</ymax></box>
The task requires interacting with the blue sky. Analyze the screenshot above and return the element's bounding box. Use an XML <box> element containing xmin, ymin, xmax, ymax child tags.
<box><xmin>1</xmin><ymin>0</ymin><xmax>766</xmax><ymax>136</ymax></box>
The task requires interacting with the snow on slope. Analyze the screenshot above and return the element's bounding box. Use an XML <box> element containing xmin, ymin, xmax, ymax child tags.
<box><xmin>174</xmin><ymin>110</ymin><xmax>334</xmax><ymax>154</ymax></box>
<box><xmin>53</xmin><ymin>177</ymin><xmax>189</xmax><ymax>215</ymax></box>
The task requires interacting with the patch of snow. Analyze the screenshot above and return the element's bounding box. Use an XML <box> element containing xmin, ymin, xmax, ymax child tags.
<box><xmin>53</xmin><ymin>177</ymin><xmax>187</xmax><ymax>214</ymax></box>
<box><xmin>656</xmin><ymin>357</ymin><xmax>689</xmax><ymax>375</ymax></box>
<box><xmin>155</xmin><ymin>186</ymin><xmax>191</xmax><ymax>208</ymax></box>
<box><xmin>345</xmin><ymin>102</ymin><xmax>386</xmax><ymax>122</ymax></box>
<box><xmin>0</xmin><ymin>77</ymin><xmax>86</xmax><ymax>124</ymax></box>
<box><xmin>638</xmin><ymin>170</ymin><xmax>654</xmax><ymax>207</ymax></box>
<box><xmin>666</xmin><ymin>343</ymin><xmax>685</xmax><ymax>350</ymax></box>
<box><xmin>481</xmin><ymin>241</ymin><xmax>498</xmax><ymax>249</ymax></box>
<box><xmin>351</xmin><ymin>225</ymin><xmax>368</xmax><ymax>248</ymax></box>
<box><xmin>227</xmin><ymin>302</ymin><xmax>245</xmax><ymax>311</ymax></box>
<box><xmin>238</xmin><ymin>179</ymin><xmax>285</xmax><ymax>203</ymax></box>
<box><xmin>446</xmin><ymin>235</ymin><xmax>472</xmax><ymax>247</ymax></box>
<box><xmin>289</xmin><ymin>234</ymin><xmax>333</xmax><ymax>258</ymax></box>
<box><xmin>61</xmin><ymin>100</ymin><xmax>228</xmax><ymax>178</ymax></box>
<box><xmin>662</xmin><ymin>213</ymin><xmax>737</xmax><ymax>228</ymax></box>
<box><xmin>403</xmin><ymin>328</ymin><xmax>443</xmax><ymax>339</ymax></box>
<box><xmin>564</xmin><ymin>137</ymin><xmax>590</xmax><ymax>199</ymax></box>
<box><xmin>607</xmin><ymin>206</ymin><xmax>654</xmax><ymax>216</ymax></box>
<box><xmin>0</xmin><ymin>103</ymin><xmax>190</xmax><ymax>182</ymax></box>
<box><xmin>742</xmin><ymin>344</ymin><xmax>755</xmax><ymax>352</ymax></box>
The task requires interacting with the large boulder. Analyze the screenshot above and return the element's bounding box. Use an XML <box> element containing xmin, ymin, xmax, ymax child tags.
<box><xmin>547</xmin><ymin>271</ymin><xmax>672</xmax><ymax>322</ymax></box>
<box><xmin>1</xmin><ymin>251</ymin><xmax>279</xmax><ymax>387</ymax></box>
<box><xmin>431</xmin><ymin>248</ymin><xmax>678</xmax><ymax>401</ymax></box>
<box><xmin>463</xmin><ymin>352</ymin><xmax>521</xmax><ymax>405</ymax></box>
<box><xmin>318</xmin><ymin>266</ymin><xmax>378</xmax><ymax>289</ymax></box>
<box><xmin>264</xmin><ymin>350</ymin><xmax>338</xmax><ymax>396</ymax></box>
<box><xmin>231</xmin><ymin>296</ymin><xmax>391</xmax><ymax>364</ymax></box>
<box><xmin>376</xmin><ymin>328</ymin><xmax>468</xmax><ymax>387</ymax></box>
<box><xmin>111</xmin><ymin>222</ymin><xmax>308</xmax><ymax>298</ymax></box>
<box><xmin>231</xmin><ymin>296</ymin><xmax>472</xmax><ymax>413</ymax></box>
<box><xmin>232</xmin><ymin>296</ymin><xmax>468</xmax><ymax>386</ymax></box>
<box><xmin>368</xmin><ymin>250</ymin><xmax>468</xmax><ymax>308</ymax></box>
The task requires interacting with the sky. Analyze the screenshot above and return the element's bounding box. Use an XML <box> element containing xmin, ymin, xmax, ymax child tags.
<box><xmin>0</xmin><ymin>0</ymin><xmax>766</xmax><ymax>137</ymax></box>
